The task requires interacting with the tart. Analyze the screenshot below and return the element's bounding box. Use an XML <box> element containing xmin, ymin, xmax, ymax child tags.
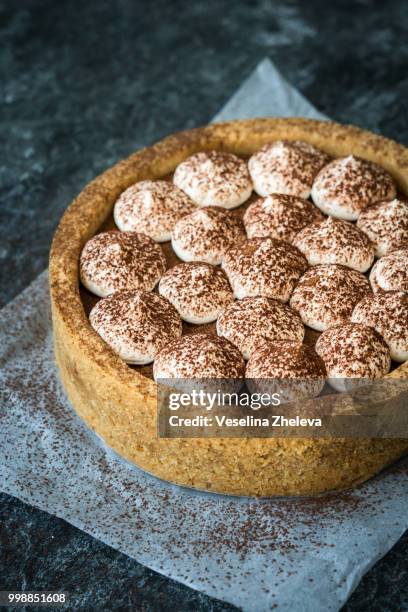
<box><xmin>50</xmin><ymin>118</ymin><xmax>408</xmax><ymax>497</ymax></box>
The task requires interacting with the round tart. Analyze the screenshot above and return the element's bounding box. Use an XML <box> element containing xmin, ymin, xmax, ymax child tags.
<box><xmin>246</xmin><ymin>341</ymin><xmax>326</xmax><ymax>403</ymax></box>
<box><xmin>293</xmin><ymin>216</ymin><xmax>375</xmax><ymax>272</ymax></box>
<box><xmin>172</xmin><ymin>206</ymin><xmax>245</xmax><ymax>265</ymax></box>
<box><xmin>80</xmin><ymin>230</ymin><xmax>166</xmax><ymax>297</ymax></box>
<box><xmin>222</xmin><ymin>237</ymin><xmax>307</xmax><ymax>302</ymax></box>
<box><xmin>159</xmin><ymin>262</ymin><xmax>233</xmax><ymax>324</ymax></box>
<box><xmin>50</xmin><ymin>118</ymin><xmax>408</xmax><ymax>497</ymax></box>
<box><xmin>243</xmin><ymin>193</ymin><xmax>324</xmax><ymax>242</ymax></box>
<box><xmin>173</xmin><ymin>150</ymin><xmax>252</xmax><ymax>209</ymax></box>
<box><xmin>290</xmin><ymin>264</ymin><xmax>372</xmax><ymax>331</ymax></box>
<box><xmin>356</xmin><ymin>198</ymin><xmax>408</xmax><ymax>257</ymax></box>
<box><xmin>369</xmin><ymin>248</ymin><xmax>408</xmax><ymax>293</ymax></box>
<box><xmin>248</xmin><ymin>140</ymin><xmax>329</xmax><ymax>198</ymax></box>
<box><xmin>216</xmin><ymin>296</ymin><xmax>304</xmax><ymax>359</ymax></box>
<box><xmin>113</xmin><ymin>179</ymin><xmax>195</xmax><ymax>242</ymax></box>
<box><xmin>89</xmin><ymin>291</ymin><xmax>182</xmax><ymax>365</ymax></box>
<box><xmin>311</xmin><ymin>155</ymin><xmax>396</xmax><ymax>220</ymax></box>
<box><xmin>351</xmin><ymin>291</ymin><xmax>408</xmax><ymax>362</ymax></box>
<box><xmin>315</xmin><ymin>323</ymin><xmax>391</xmax><ymax>392</ymax></box>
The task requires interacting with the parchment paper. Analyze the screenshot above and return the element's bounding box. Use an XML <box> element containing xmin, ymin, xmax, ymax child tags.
<box><xmin>1</xmin><ymin>58</ymin><xmax>407</xmax><ymax>612</ymax></box>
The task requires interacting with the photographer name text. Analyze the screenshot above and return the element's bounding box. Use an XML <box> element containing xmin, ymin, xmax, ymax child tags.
<box><xmin>167</xmin><ymin>415</ymin><xmax>322</xmax><ymax>428</ymax></box>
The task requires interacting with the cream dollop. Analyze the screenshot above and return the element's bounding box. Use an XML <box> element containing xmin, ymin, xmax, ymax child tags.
<box><xmin>216</xmin><ymin>296</ymin><xmax>304</xmax><ymax>359</ymax></box>
<box><xmin>89</xmin><ymin>291</ymin><xmax>182</xmax><ymax>365</ymax></box>
<box><xmin>293</xmin><ymin>217</ymin><xmax>375</xmax><ymax>273</ymax></box>
<box><xmin>172</xmin><ymin>206</ymin><xmax>246</xmax><ymax>265</ymax></box>
<box><xmin>248</xmin><ymin>140</ymin><xmax>329</xmax><ymax>198</ymax></box>
<box><xmin>159</xmin><ymin>262</ymin><xmax>233</xmax><ymax>324</ymax></box>
<box><xmin>173</xmin><ymin>151</ymin><xmax>252</xmax><ymax>209</ymax></box>
<box><xmin>311</xmin><ymin>155</ymin><xmax>396</xmax><ymax>221</ymax></box>
<box><xmin>113</xmin><ymin>180</ymin><xmax>195</xmax><ymax>242</ymax></box>
<box><xmin>222</xmin><ymin>237</ymin><xmax>308</xmax><ymax>302</ymax></box>
<box><xmin>80</xmin><ymin>231</ymin><xmax>166</xmax><ymax>297</ymax></box>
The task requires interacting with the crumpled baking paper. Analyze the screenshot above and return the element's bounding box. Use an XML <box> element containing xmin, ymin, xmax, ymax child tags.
<box><xmin>0</xmin><ymin>58</ymin><xmax>407</xmax><ymax>612</ymax></box>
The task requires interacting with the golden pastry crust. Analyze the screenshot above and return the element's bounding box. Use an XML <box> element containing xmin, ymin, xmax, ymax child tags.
<box><xmin>50</xmin><ymin>118</ymin><xmax>408</xmax><ymax>497</ymax></box>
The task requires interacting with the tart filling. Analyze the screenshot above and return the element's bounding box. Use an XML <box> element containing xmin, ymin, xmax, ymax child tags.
<box><xmin>78</xmin><ymin>139</ymin><xmax>407</xmax><ymax>390</ymax></box>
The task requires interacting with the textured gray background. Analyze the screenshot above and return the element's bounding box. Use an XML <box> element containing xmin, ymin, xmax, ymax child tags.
<box><xmin>1</xmin><ymin>0</ymin><xmax>408</xmax><ymax>609</ymax></box>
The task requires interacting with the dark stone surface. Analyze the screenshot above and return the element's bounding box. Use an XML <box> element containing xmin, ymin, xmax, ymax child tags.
<box><xmin>1</xmin><ymin>0</ymin><xmax>407</xmax><ymax>609</ymax></box>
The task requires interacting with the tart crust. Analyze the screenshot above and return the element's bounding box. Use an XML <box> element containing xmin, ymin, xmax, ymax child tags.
<box><xmin>50</xmin><ymin>118</ymin><xmax>408</xmax><ymax>497</ymax></box>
